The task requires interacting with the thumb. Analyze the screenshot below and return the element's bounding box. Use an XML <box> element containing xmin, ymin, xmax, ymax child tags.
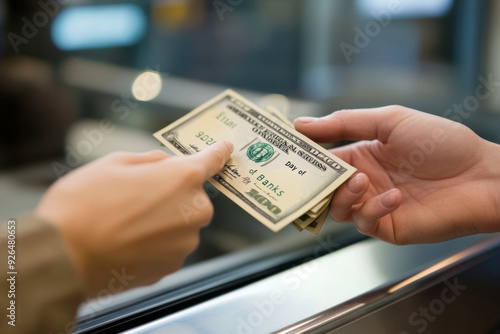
<box><xmin>185</xmin><ymin>140</ymin><xmax>234</xmax><ymax>178</ymax></box>
<box><xmin>294</xmin><ymin>105</ymin><xmax>414</xmax><ymax>143</ymax></box>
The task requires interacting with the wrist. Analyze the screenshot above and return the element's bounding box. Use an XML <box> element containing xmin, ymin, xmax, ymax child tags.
<box><xmin>480</xmin><ymin>140</ymin><xmax>500</xmax><ymax>231</ymax></box>
<box><xmin>34</xmin><ymin>208</ymin><xmax>93</xmax><ymax>296</ymax></box>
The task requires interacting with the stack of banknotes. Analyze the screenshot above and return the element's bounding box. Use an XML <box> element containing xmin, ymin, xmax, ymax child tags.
<box><xmin>153</xmin><ymin>90</ymin><xmax>356</xmax><ymax>235</ymax></box>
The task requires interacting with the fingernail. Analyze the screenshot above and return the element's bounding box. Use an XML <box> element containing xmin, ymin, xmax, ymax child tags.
<box><xmin>223</xmin><ymin>141</ymin><xmax>234</xmax><ymax>153</ymax></box>
<box><xmin>295</xmin><ymin>117</ymin><xmax>317</xmax><ymax>124</ymax></box>
<box><xmin>381</xmin><ymin>189</ymin><xmax>398</xmax><ymax>208</ymax></box>
<box><xmin>348</xmin><ymin>174</ymin><xmax>364</xmax><ymax>193</ymax></box>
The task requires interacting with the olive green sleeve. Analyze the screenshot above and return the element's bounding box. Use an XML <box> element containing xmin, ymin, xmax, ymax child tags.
<box><xmin>1</xmin><ymin>216</ymin><xmax>85</xmax><ymax>334</ymax></box>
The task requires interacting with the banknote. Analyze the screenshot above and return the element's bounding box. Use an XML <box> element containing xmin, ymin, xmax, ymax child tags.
<box><xmin>264</xmin><ymin>105</ymin><xmax>294</xmax><ymax>128</ymax></box>
<box><xmin>264</xmin><ymin>107</ymin><xmax>336</xmax><ymax>234</ymax></box>
<box><xmin>305</xmin><ymin>207</ymin><xmax>329</xmax><ymax>234</ymax></box>
<box><xmin>153</xmin><ymin>89</ymin><xmax>356</xmax><ymax>232</ymax></box>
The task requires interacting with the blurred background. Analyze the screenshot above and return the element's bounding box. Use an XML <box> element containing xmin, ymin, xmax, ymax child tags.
<box><xmin>1</xmin><ymin>0</ymin><xmax>500</xmax><ymax>321</ymax></box>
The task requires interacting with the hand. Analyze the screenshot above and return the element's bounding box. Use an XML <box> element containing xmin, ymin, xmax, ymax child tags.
<box><xmin>35</xmin><ymin>141</ymin><xmax>233</xmax><ymax>297</ymax></box>
<box><xmin>295</xmin><ymin>106</ymin><xmax>500</xmax><ymax>244</ymax></box>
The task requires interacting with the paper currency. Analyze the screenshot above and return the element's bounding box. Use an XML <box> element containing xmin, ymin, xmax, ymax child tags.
<box><xmin>153</xmin><ymin>89</ymin><xmax>356</xmax><ymax>233</ymax></box>
<box><xmin>264</xmin><ymin>105</ymin><xmax>335</xmax><ymax>234</ymax></box>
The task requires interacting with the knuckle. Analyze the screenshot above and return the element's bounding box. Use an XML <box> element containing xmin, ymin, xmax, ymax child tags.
<box><xmin>353</xmin><ymin>218</ymin><xmax>376</xmax><ymax>237</ymax></box>
<box><xmin>151</xmin><ymin>149</ymin><xmax>168</xmax><ymax>156</ymax></box>
<box><xmin>360</xmin><ymin>224</ymin><xmax>409</xmax><ymax>246</ymax></box>
<box><xmin>191</xmin><ymin>197</ymin><xmax>214</xmax><ymax>226</ymax></box>
<box><xmin>185</xmin><ymin>233</ymin><xmax>201</xmax><ymax>252</ymax></box>
<box><xmin>197</xmin><ymin>191</ymin><xmax>211</xmax><ymax>205</ymax></box>
<box><xmin>354</xmin><ymin>223</ymin><xmax>369</xmax><ymax>236</ymax></box>
<box><xmin>149</xmin><ymin>149</ymin><xmax>170</xmax><ymax>159</ymax></box>
<box><xmin>384</xmin><ymin>105</ymin><xmax>415</xmax><ymax>118</ymax></box>
<box><xmin>332</xmin><ymin>109</ymin><xmax>350</xmax><ymax>118</ymax></box>
<box><xmin>179</xmin><ymin>163</ymin><xmax>206</xmax><ymax>184</ymax></box>
<box><xmin>330</xmin><ymin>210</ymin><xmax>347</xmax><ymax>223</ymax></box>
<box><xmin>106</xmin><ymin>151</ymin><xmax>130</xmax><ymax>162</ymax></box>
<box><xmin>390</xmin><ymin>234</ymin><xmax>408</xmax><ymax>246</ymax></box>
<box><xmin>388</xmin><ymin>226</ymin><xmax>409</xmax><ymax>245</ymax></box>
<box><xmin>201</xmin><ymin>203</ymin><xmax>214</xmax><ymax>224</ymax></box>
<box><xmin>212</xmin><ymin>149</ymin><xmax>225</xmax><ymax>171</ymax></box>
<box><xmin>385</xmin><ymin>104</ymin><xmax>405</xmax><ymax>111</ymax></box>
<box><xmin>334</xmin><ymin>216</ymin><xmax>348</xmax><ymax>223</ymax></box>
<box><xmin>334</xmin><ymin>109</ymin><xmax>351</xmax><ymax>114</ymax></box>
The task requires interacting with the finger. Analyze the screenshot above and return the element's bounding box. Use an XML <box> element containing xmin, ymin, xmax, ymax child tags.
<box><xmin>160</xmin><ymin>188</ymin><xmax>214</xmax><ymax>228</ymax></box>
<box><xmin>351</xmin><ymin>188</ymin><xmax>402</xmax><ymax>236</ymax></box>
<box><xmin>330</xmin><ymin>173</ymin><xmax>369</xmax><ymax>222</ymax></box>
<box><xmin>294</xmin><ymin>106</ymin><xmax>414</xmax><ymax>143</ymax></box>
<box><xmin>183</xmin><ymin>188</ymin><xmax>214</xmax><ymax>227</ymax></box>
<box><xmin>184</xmin><ymin>141</ymin><xmax>234</xmax><ymax>178</ymax></box>
<box><xmin>107</xmin><ymin>150</ymin><xmax>170</xmax><ymax>165</ymax></box>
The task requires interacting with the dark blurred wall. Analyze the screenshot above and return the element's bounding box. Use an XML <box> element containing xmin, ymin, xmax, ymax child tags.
<box><xmin>0</xmin><ymin>1</ymin><xmax>75</xmax><ymax>168</ymax></box>
<box><xmin>3</xmin><ymin>0</ymin><xmax>60</xmax><ymax>59</ymax></box>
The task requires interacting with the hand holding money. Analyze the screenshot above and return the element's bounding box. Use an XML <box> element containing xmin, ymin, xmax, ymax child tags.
<box><xmin>154</xmin><ymin>90</ymin><xmax>356</xmax><ymax>234</ymax></box>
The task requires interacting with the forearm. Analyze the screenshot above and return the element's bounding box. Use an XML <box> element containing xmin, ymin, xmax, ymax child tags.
<box><xmin>0</xmin><ymin>216</ymin><xmax>84</xmax><ymax>334</ymax></box>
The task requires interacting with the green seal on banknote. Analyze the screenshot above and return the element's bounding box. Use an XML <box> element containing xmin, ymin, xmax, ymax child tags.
<box><xmin>247</xmin><ymin>142</ymin><xmax>274</xmax><ymax>163</ymax></box>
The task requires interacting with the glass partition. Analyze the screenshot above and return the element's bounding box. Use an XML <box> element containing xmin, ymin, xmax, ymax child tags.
<box><xmin>1</xmin><ymin>0</ymin><xmax>498</xmax><ymax>329</ymax></box>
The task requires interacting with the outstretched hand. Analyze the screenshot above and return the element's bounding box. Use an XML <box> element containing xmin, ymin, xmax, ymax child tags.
<box><xmin>35</xmin><ymin>141</ymin><xmax>233</xmax><ymax>297</ymax></box>
<box><xmin>295</xmin><ymin>106</ymin><xmax>500</xmax><ymax>244</ymax></box>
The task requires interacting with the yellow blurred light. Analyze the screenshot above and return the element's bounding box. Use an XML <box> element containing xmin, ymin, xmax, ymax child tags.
<box><xmin>152</xmin><ymin>0</ymin><xmax>205</xmax><ymax>29</ymax></box>
<box><xmin>132</xmin><ymin>71</ymin><xmax>162</xmax><ymax>101</ymax></box>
